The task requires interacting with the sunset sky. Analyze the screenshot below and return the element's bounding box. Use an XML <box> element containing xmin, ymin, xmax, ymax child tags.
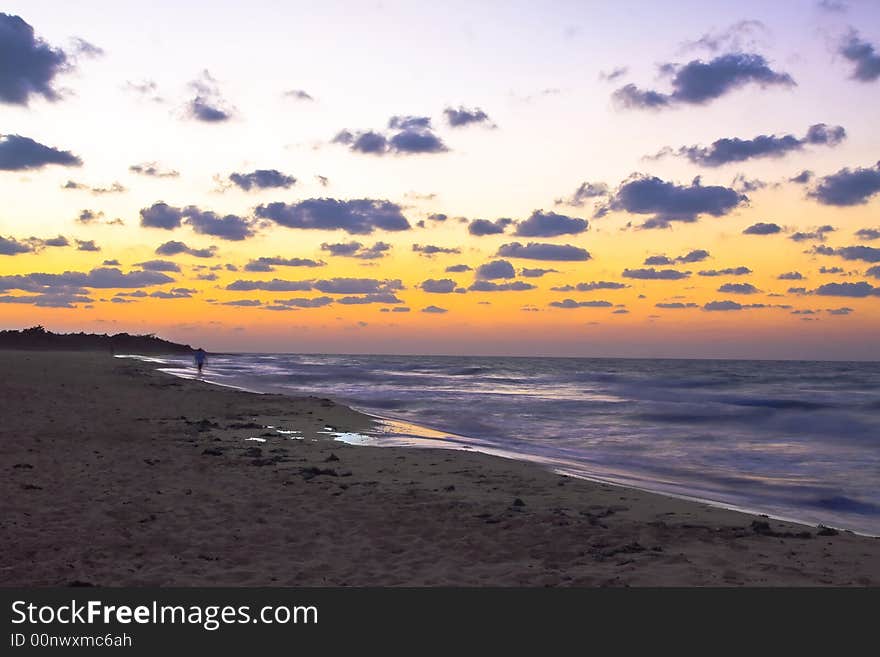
<box><xmin>1</xmin><ymin>0</ymin><xmax>879</xmax><ymax>359</ymax></box>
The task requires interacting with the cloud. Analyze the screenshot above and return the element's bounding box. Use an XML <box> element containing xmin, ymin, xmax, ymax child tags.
<box><xmin>698</xmin><ymin>267</ymin><xmax>751</xmax><ymax>276</ymax></box>
<box><xmin>150</xmin><ymin>287</ymin><xmax>196</xmax><ymax>299</ymax></box>
<box><xmin>320</xmin><ymin>241</ymin><xmax>390</xmax><ymax>259</ymax></box>
<box><xmin>420</xmin><ymin>278</ymin><xmax>457</xmax><ymax>293</ymax></box>
<box><xmin>808</xmin><ymin>162</ymin><xmax>880</xmax><ymax>206</ymax></box>
<box><xmin>334</xmin><ymin>116</ymin><xmax>448</xmax><ymax>155</ymax></box>
<box><xmin>186</xmin><ymin>70</ymin><xmax>234</xmax><ymax>122</ymax></box>
<box><xmin>659</xmin><ymin>123</ymin><xmax>845</xmax><ymax>167</ymax></box>
<box><xmin>255</xmin><ymin>198</ymin><xmax>410</xmax><ymax>234</ymax></box>
<box><xmin>184</xmin><ymin>207</ymin><xmax>255</xmax><ymax>240</ymax></box>
<box><xmin>314</xmin><ymin>278</ymin><xmax>403</xmax><ymax>294</ymax></box>
<box><xmin>497</xmin><ymin>242</ymin><xmax>590</xmax><ymax>261</ymax></box>
<box><xmin>0</xmin><ymin>267</ymin><xmax>174</xmax><ymax>295</ymax></box>
<box><xmin>718</xmin><ymin>282</ymin><xmax>759</xmax><ymax>294</ymax></box>
<box><xmin>468</xmin><ymin>218</ymin><xmax>513</xmax><ymax>236</ymax></box>
<box><xmin>656</xmin><ymin>302</ymin><xmax>698</xmax><ymax>309</ymax></box>
<box><xmin>553</xmin><ymin>281</ymin><xmax>628</xmax><ymax>292</ymax></box>
<box><xmin>227</xmin><ymin>279</ymin><xmax>314</xmax><ymax>292</ymax></box>
<box><xmin>520</xmin><ymin>268</ymin><xmax>557</xmax><ymax>278</ymax></box>
<box><xmin>0</xmin><ymin>292</ymin><xmax>93</xmax><ymax>308</ymax></box>
<box><xmin>743</xmin><ymin>221</ymin><xmax>781</xmax><ymax>235</ymax></box>
<box><xmin>790</xmin><ymin>225</ymin><xmax>835</xmax><ymax>242</ymax></box>
<box><xmin>129</xmin><ymin>162</ymin><xmax>179</xmax><ymax>178</ymax></box>
<box><xmin>856</xmin><ymin>228</ymin><xmax>880</xmax><ymax>241</ymax></box>
<box><xmin>555</xmin><ymin>181</ymin><xmax>609</xmax><ymax>207</ymax></box>
<box><xmin>475</xmin><ymin>260</ymin><xmax>516</xmax><ymax>280</ymax></box>
<box><xmin>549</xmin><ymin>299</ymin><xmax>613</xmax><ymax>308</ymax></box>
<box><xmin>0</xmin><ymin>134</ymin><xmax>81</xmax><ymax>170</ymax></box>
<box><xmin>273</xmin><ymin>296</ymin><xmax>333</xmax><ymax>308</ymax></box>
<box><xmin>812</xmin><ymin>281</ymin><xmax>880</xmax><ymax>297</ymax></box>
<box><xmin>704</xmin><ymin>300</ymin><xmax>743</xmax><ymax>311</ymax></box>
<box><xmin>839</xmin><ymin>30</ymin><xmax>880</xmax><ymax>82</ymax></box>
<box><xmin>228</xmin><ymin>169</ymin><xmax>296</xmax><ymax>191</ymax></box>
<box><xmin>789</xmin><ymin>170</ymin><xmax>813</xmax><ymax>185</ymax></box>
<box><xmin>421</xmin><ymin>305</ymin><xmax>447</xmax><ymax>313</ymax></box>
<box><xmin>63</xmin><ymin>180</ymin><xmax>126</xmax><ymax>194</ymax></box>
<box><xmin>612</xmin><ymin>53</ymin><xmax>794</xmax><ymax>110</ymax></box>
<box><xmin>0</xmin><ymin>13</ymin><xmax>69</xmax><ymax>105</ymax></box>
<box><xmin>600</xmin><ymin>174</ymin><xmax>746</xmax><ymax>228</ymax></box>
<box><xmin>220</xmin><ymin>299</ymin><xmax>262</xmax><ymax>307</ymax></box>
<box><xmin>0</xmin><ymin>235</ymin><xmax>68</xmax><ymax>256</ymax></box>
<box><xmin>136</xmin><ymin>259</ymin><xmax>180</xmax><ymax>272</ymax></box>
<box><xmin>818</xmin><ymin>1</ymin><xmax>848</xmax><ymax>12</ymax></box>
<box><xmin>514</xmin><ymin>210</ymin><xmax>588</xmax><ymax>237</ymax></box>
<box><xmin>444</xmin><ymin>106</ymin><xmax>492</xmax><ymax>127</ymax></box>
<box><xmin>600</xmin><ymin>67</ymin><xmax>628</xmax><ymax>82</ymax></box>
<box><xmin>778</xmin><ymin>272</ymin><xmax>804</xmax><ymax>280</ymax></box>
<box><xmin>622</xmin><ymin>268</ymin><xmax>690</xmax><ymax>280</ymax></box>
<box><xmin>140</xmin><ymin>202</ymin><xmax>183</xmax><ymax>229</ymax></box>
<box><xmin>75</xmin><ymin>239</ymin><xmax>100</xmax><ymax>252</ymax></box>
<box><xmin>445</xmin><ymin>264</ymin><xmax>472</xmax><ymax>273</ymax></box>
<box><xmin>412</xmin><ymin>243</ymin><xmax>460</xmax><ymax>255</ymax></box>
<box><xmin>155</xmin><ymin>240</ymin><xmax>216</xmax><ymax>258</ymax></box>
<box><xmin>645</xmin><ymin>249</ymin><xmax>709</xmax><ymax>265</ymax></box>
<box><xmin>865</xmin><ymin>266</ymin><xmax>880</xmax><ymax>278</ymax></box>
<box><xmin>469</xmin><ymin>281</ymin><xmax>535</xmax><ymax>292</ymax></box>
<box><xmin>284</xmin><ymin>89</ymin><xmax>313</xmax><ymax>101</ymax></box>
<box><xmin>813</xmin><ymin>245</ymin><xmax>880</xmax><ymax>262</ymax></box>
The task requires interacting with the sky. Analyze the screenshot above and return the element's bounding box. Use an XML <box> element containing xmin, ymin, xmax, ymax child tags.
<box><xmin>1</xmin><ymin>0</ymin><xmax>879</xmax><ymax>359</ymax></box>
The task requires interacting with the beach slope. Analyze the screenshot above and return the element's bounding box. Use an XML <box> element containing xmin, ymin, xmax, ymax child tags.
<box><xmin>1</xmin><ymin>351</ymin><xmax>877</xmax><ymax>586</ymax></box>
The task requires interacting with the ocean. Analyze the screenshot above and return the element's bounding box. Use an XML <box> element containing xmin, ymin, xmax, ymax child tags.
<box><xmin>133</xmin><ymin>353</ymin><xmax>880</xmax><ymax>535</ymax></box>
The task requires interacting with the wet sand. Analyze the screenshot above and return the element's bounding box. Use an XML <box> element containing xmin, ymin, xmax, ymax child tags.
<box><xmin>1</xmin><ymin>350</ymin><xmax>878</xmax><ymax>586</ymax></box>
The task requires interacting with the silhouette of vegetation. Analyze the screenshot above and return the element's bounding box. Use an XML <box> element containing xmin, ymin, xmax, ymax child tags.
<box><xmin>0</xmin><ymin>326</ymin><xmax>193</xmax><ymax>354</ymax></box>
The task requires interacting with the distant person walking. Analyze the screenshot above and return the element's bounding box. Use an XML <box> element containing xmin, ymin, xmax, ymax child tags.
<box><xmin>194</xmin><ymin>348</ymin><xmax>207</xmax><ymax>375</ymax></box>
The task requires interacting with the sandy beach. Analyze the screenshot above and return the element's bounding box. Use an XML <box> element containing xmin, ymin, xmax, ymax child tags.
<box><xmin>1</xmin><ymin>350</ymin><xmax>878</xmax><ymax>586</ymax></box>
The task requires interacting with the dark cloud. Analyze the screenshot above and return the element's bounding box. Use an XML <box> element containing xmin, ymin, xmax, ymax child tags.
<box><xmin>221</xmin><ymin>299</ymin><xmax>262</xmax><ymax>307</ymax></box>
<box><xmin>184</xmin><ymin>208</ymin><xmax>255</xmax><ymax>240</ymax></box>
<box><xmin>600</xmin><ymin>67</ymin><xmax>628</xmax><ymax>82</ymax></box>
<box><xmin>140</xmin><ymin>202</ymin><xmax>183</xmax><ymax>229</ymax></box>
<box><xmin>622</xmin><ymin>268</ymin><xmax>690</xmax><ymax>280</ymax></box>
<box><xmin>476</xmin><ymin>260</ymin><xmax>516</xmax><ymax>280</ymax></box>
<box><xmin>549</xmin><ymin>299</ymin><xmax>613</xmax><ymax>308</ymax></box>
<box><xmin>320</xmin><ymin>241</ymin><xmax>390</xmax><ymax>260</ymax></box>
<box><xmin>778</xmin><ymin>271</ymin><xmax>804</xmax><ymax>280</ymax></box>
<box><xmin>273</xmin><ymin>296</ymin><xmax>334</xmax><ymax>308</ymax></box>
<box><xmin>469</xmin><ymin>281</ymin><xmax>535</xmax><ymax>292</ymax></box>
<box><xmin>150</xmin><ymin>287</ymin><xmax>196</xmax><ymax>299</ymax></box>
<box><xmin>743</xmin><ymin>221</ymin><xmax>781</xmax><ymax>235</ymax></box>
<box><xmin>420</xmin><ymin>279</ymin><xmax>457</xmax><ymax>293</ymax></box>
<box><xmin>497</xmin><ymin>242</ymin><xmax>590</xmax><ymax>261</ymax></box>
<box><xmin>718</xmin><ymin>282</ymin><xmax>759</xmax><ymax>294</ymax></box>
<box><xmin>839</xmin><ymin>31</ymin><xmax>880</xmax><ymax>82</ymax></box>
<box><xmin>75</xmin><ymin>239</ymin><xmax>100</xmax><ymax>252</ymax></box>
<box><xmin>0</xmin><ymin>13</ymin><xmax>69</xmax><ymax>105</ymax></box>
<box><xmin>661</xmin><ymin>123</ymin><xmax>844</xmax><ymax>167</ymax></box>
<box><xmin>0</xmin><ymin>267</ymin><xmax>174</xmax><ymax>295</ymax></box>
<box><xmin>444</xmin><ymin>106</ymin><xmax>492</xmax><ymax>127</ymax></box>
<box><xmin>704</xmin><ymin>300</ymin><xmax>743</xmax><ymax>311</ymax></box>
<box><xmin>228</xmin><ymin>169</ymin><xmax>296</xmax><ymax>191</ymax></box>
<box><xmin>0</xmin><ymin>292</ymin><xmax>93</xmax><ymax>308</ymax></box>
<box><xmin>856</xmin><ymin>228</ymin><xmax>880</xmax><ymax>241</ymax></box>
<box><xmin>613</xmin><ymin>53</ymin><xmax>794</xmax><ymax>110</ymax></box>
<box><xmin>412</xmin><ymin>243</ymin><xmax>460</xmax><ymax>255</ymax></box>
<box><xmin>155</xmin><ymin>240</ymin><xmax>216</xmax><ymax>258</ymax></box>
<box><xmin>514</xmin><ymin>210</ymin><xmax>588</xmax><ymax>237</ymax></box>
<box><xmin>813</xmin><ymin>245</ymin><xmax>880</xmax><ymax>262</ymax></box>
<box><xmin>827</xmin><ymin>307</ymin><xmax>854</xmax><ymax>315</ymax></box>
<box><xmin>555</xmin><ymin>181</ymin><xmax>609</xmax><ymax>207</ymax></box>
<box><xmin>520</xmin><ymin>268</ymin><xmax>557</xmax><ymax>278</ymax></box>
<box><xmin>334</xmin><ymin>116</ymin><xmax>448</xmax><ymax>155</ymax></box>
<box><xmin>63</xmin><ymin>180</ymin><xmax>126</xmax><ymax>194</ymax></box>
<box><xmin>468</xmin><ymin>218</ymin><xmax>513</xmax><ymax>236</ymax></box>
<box><xmin>645</xmin><ymin>249</ymin><xmax>709</xmax><ymax>266</ymax></box>
<box><xmin>809</xmin><ymin>163</ymin><xmax>880</xmax><ymax>206</ymax></box>
<box><xmin>136</xmin><ymin>259</ymin><xmax>180</xmax><ymax>272</ymax></box>
<box><xmin>818</xmin><ymin>1</ymin><xmax>848</xmax><ymax>12</ymax></box>
<box><xmin>866</xmin><ymin>266</ymin><xmax>880</xmax><ymax>278</ymax></box>
<box><xmin>0</xmin><ymin>134</ymin><xmax>81</xmax><ymax>170</ymax></box>
<box><xmin>812</xmin><ymin>281</ymin><xmax>879</xmax><ymax>297</ymax></box>
<box><xmin>819</xmin><ymin>266</ymin><xmax>845</xmax><ymax>274</ymax></box>
<box><xmin>789</xmin><ymin>170</ymin><xmax>813</xmax><ymax>184</ymax></box>
<box><xmin>421</xmin><ymin>305</ymin><xmax>447</xmax><ymax>313</ymax></box>
<box><xmin>129</xmin><ymin>162</ymin><xmax>179</xmax><ymax>178</ymax></box>
<box><xmin>243</xmin><ymin>257</ymin><xmax>325</xmax><ymax>272</ymax></box>
<box><xmin>698</xmin><ymin>267</ymin><xmax>752</xmax><ymax>276</ymax></box>
<box><xmin>255</xmin><ymin>198</ymin><xmax>410</xmax><ymax>234</ymax></box>
<box><xmin>313</xmin><ymin>278</ymin><xmax>403</xmax><ymax>295</ymax></box>
<box><xmin>186</xmin><ymin>71</ymin><xmax>234</xmax><ymax>122</ymax></box>
<box><xmin>600</xmin><ymin>174</ymin><xmax>746</xmax><ymax>228</ymax></box>
<box><xmin>227</xmin><ymin>279</ymin><xmax>314</xmax><ymax>292</ymax></box>
<box><xmin>0</xmin><ymin>236</ymin><xmax>33</xmax><ymax>255</ymax></box>
<box><xmin>656</xmin><ymin>302</ymin><xmax>698</xmax><ymax>309</ymax></box>
<box><xmin>553</xmin><ymin>281</ymin><xmax>628</xmax><ymax>292</ymax></box>
<box><xmin>789</xmin><ymin>225</ymin><xmax>835</xmax><ymax>242</ymax></box>
<box><xmin>445</xmin><ymin>264</ymin><xmax>471</xmax><ymax>273</ymax></box>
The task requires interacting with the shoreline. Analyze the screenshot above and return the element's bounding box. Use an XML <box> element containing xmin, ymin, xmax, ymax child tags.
<box><xmin>138</xmin><ymin>354</ymin><xmax>879</xmax><ymax>538</ymax></box>
<box><xmin>2</xmin><ymin>350</ymin><xmax>878</xmax><ymax>586</ymax></box>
